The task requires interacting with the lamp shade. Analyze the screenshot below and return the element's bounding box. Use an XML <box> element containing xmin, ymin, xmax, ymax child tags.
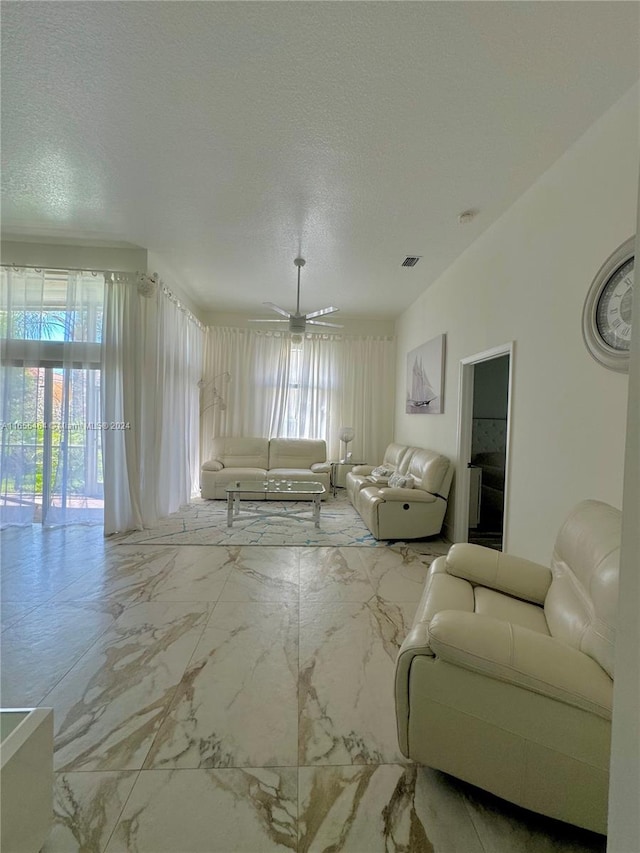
<box><xmin>338</xmin><ymin>427</ymin><xmax>355</xmax><ymax>444</ymax></box>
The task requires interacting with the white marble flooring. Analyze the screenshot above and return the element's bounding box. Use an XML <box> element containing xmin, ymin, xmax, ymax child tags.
<box><xmin>1</xmin><ymin>525</ymin><xmax>606</xmax><ymax>852</ymax></box>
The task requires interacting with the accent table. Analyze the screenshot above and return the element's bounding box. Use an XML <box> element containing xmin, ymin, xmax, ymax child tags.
<box><xmin>225</xmin><ymin>480</ymin><xmax>325</xmax><ymax>528</ymax></box>
<box><xmin>330</xmin><ymin>461</ymin><xmax>365</xmax><ymax>497</ymax></box>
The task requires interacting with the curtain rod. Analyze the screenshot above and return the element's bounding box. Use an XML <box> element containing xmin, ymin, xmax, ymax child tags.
<box><xmin>2</xmin><ymin>263</ymin><xmax>133</xmax><ymax>274</ymax></box>
<box><xmin>3</xmin><ymin>264</ymin><xmax>206</xmax><ymax>332</ymax></box>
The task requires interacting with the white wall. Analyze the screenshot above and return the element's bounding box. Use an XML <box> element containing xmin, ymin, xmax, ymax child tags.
<box><xmin>146</xmin><ymin>250</ymin><xmax>206</xmax><ymax>323</ymax></box>
<box><xmin>395</xmin><ymin>84</ymin><xmax>639</xmax><ymax>563</ymax></box>
<box><xmin>0</xmin><ymin>239</ymin><xmax>147</xmax><ymax>273</ymax></box>
<box><xmin>606</xmin><ymin>184</ymin><xmax>640</xmax><ymax>853</ymax></box>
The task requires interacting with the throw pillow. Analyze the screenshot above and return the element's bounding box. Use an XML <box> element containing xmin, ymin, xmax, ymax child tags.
<box><xmin>371</xmin><ymin>465</ymin><xmax>393</xmax><ymax>478</ymax></box>
<box><xmin>388</xmin><ymin>472</ymin><xmax>414</xmax><ymax>489</ymax></box>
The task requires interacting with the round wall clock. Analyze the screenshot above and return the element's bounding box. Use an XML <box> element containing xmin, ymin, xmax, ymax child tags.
<box><xmin>582</xmin><ymin>236</ymin><xmax>635</xmax><ymax>372</ymax></box>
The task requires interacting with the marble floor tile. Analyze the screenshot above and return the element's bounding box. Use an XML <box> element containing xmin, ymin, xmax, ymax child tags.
<box><xmin>299</xmin><ymin>597</ymin><xmax>414</xmax><ymax>766</ymax></box>
<box><xmin>130</xmin><ymin>545</ymin><xmax>239</xmax><ymax>602</ymax></box>
<box><xmin>45</xmin><ymin>601</ymin><xmax>210</xmax><ymax>772</ymax></box>
<box><xmin>144</xmin><ymin>600</ymin><xmax>299</xmax><ymax>769</ymax></box>
<box><xmin>1</xmin><ymin>601</ymin><xmax>117</xmax><ymax>706</ymax></box>
<box><xmin>459</xmin><ymin>781</ymin><xmax>607</xmax><ymax>853</ymax></box>
<box><xmin>298</xmin><ymin>764</ymin><xmax>484</xmax><ymax>853</ymax></box>
<box><xmin>358</xmin><ymin>545</ymin><xmax>431</xmax><ymax>602</ymax></box>
<box><xmin>2</xmin><ymin>528</ymin><xmax>612</xmax><ymax>853</ymax></box>
<box><xmin>48</xmin><ymin>546</ymin><xmax>182</xmax><ymax>608</ymax></box>
<box><xmin>388</xmin><ymin>537</ymin><xmax>450</xmax><ymax>559</ymax></box>
<box><xmin>0</xmin><ymin>600</ymin><xmax>39</xmax><ymax>631</ymax></box>
<box><xmin>218</xmin><ymin>546</ymin><xmax>299</xmax><ymax>602</ymax></box>
<box><xmin>299</xmin><ymin>547</ymin><xmax>377</xmax><ymax>602</ymax></box>
<box><xmin>42</xmin><ymin>770</ymin><xmax>138</xmax><ymax>853</ymax></box>
<box><xmin>104</xmin><ymin>767</ymin><xmax>298</xmax><ymax>852</ymax></box>
<box><xmin>1</xmin><ymin>548</ymin><xmax>102</xmax><ymax>607</ymax></box>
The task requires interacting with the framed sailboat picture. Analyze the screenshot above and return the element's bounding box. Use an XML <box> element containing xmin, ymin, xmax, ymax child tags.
<box><xmin>406</xmin><ymin>334</ymin><xmax>446</xmax><ymax>414</ymax></box>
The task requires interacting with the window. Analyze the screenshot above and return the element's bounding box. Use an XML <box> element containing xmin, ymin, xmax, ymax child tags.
<box><xmin>1</xmin><ymin>268</ymin><xmax>105</xmax><ymax>524</ymax></box>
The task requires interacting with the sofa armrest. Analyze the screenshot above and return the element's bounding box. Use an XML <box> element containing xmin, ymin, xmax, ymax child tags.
<box><xmin>310</xmin><ymin>462</ymin><xmax>331</xmax><ymax>474</ymax></box>
<box><xmin>201</xmin><ymin>459</ymin><xmax>224</xmax><ymax>472</ymax></box>
<box><xmin>351</xmin><ymin>464</ymin><xmax>373</xmax><ymax>475</ymax></box>
<box><xmin>445</xmin><ymin>543</ymin><xmax>552</xmax><ymax>604</ymax></box>
<box><xmin>377</xmin><ymin>487</ymin><xmax>437</xmax><ymax>503</ymax></box>
<box><xmin>428</xmin><ymin>610</ymin><xmax>612</xmax><ymax>719</ymax></box>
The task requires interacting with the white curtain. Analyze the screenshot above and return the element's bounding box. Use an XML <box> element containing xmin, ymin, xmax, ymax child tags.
<box><xmin>101</xmin><ymin>274</ymin><xmax>204</xmax><ymax>535</ymax></box>
<box><xmin>0</xmin><ymin>267</ymin><xmax>104</xmax><ymax>526</ymax></box>
<box><xmin>101</xmin><ymin>273</ymin><xmax>147</xmax><ymax>534</ymax></box>
<box><xmin>200</xmin><ymin>328</ymin><xmax>290</xmax><ymax>462</ymax></box>
<box><xmin>201</xmin><ymin>327</ymin><xmax>395</xmax><ymax>464</ymax></box>
<box><xmin>155</xmin><ymin>288</ymin><xmax>204</xmax><ymax>518</ymax></box>
<box><xmin>337</xmin><ymin>335</ymin><xmax>396</xmax><ymax>463</ymax></box>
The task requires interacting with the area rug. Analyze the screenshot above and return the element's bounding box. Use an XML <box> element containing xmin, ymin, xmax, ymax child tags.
<box><xmin>113</xmin><ymin>493</ymin><xmax>383</xmax><ymax>547</ymax></box>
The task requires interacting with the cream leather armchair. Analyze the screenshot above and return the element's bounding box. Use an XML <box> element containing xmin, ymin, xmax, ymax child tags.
<box><xmin>395</xmin><ymin>500</ymin><xmax>621</xmax><ymax>834</ymax></box>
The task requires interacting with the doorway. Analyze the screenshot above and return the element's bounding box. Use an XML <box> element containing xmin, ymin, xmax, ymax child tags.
<box><xmin>454</xmin><ymin>343</ymin><xmax>513</xmax><ymax>550</ymax></box>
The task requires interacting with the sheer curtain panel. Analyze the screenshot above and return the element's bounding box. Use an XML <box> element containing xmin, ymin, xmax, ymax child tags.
<box><xmin>101</xmin><ymin>273</ymin><xmax>204</xmax><ymax>535</ymax></box>
<box><xmin>201</xmin><ymin>327</ymin><xmax>290</xmax><ymax>462</ymax></box>
<box><xmin>101</xmin><ymin>273</ymin><xmax>147</xmax><ymax>534</ymax></box>
<box><xmin>155</xmin><ymin>288</ymin><xmax>204</xmax><ymax>519</ymax></box>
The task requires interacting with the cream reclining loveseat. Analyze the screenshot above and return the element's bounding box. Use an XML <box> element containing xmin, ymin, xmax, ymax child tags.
<box><xmin>346</xmin><ymin>444</ymin><xmax>452</xmax><ymax>540</ymax></box>
<box><xmin>395</xmin><ymin>499</ymin><xmax>621</xmax><ymax>833</ymax></box>
<box><xmin>345</xmin><ymin>442</ymin><xmax>414</xmax><ymax>504</ymax></box>
<box><xmin>200</xmin><ymin>437</ymin><xmax>331</xmax><ymax>499</ymax></box>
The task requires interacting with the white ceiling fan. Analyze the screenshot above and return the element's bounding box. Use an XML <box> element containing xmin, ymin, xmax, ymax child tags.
<box><xmin>249</xmin><ymin>257</ymin><xmax>342</xmax><ymax>333</ymax></box>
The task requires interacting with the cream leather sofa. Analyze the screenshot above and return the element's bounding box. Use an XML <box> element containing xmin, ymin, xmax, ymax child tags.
<box><xmin>395</xmin><ymin>499</ymin><xmax>621</xmax><ymax>834</ymax></box>
<box><xmin>200</xmin><ymin>437</ymin><xmax>331</xmax><ymax>499</ymax></box>
<box><xmin>346</xmin><ymin>444</ymin><xmax>452</xmax><ymax>540</ymax></box>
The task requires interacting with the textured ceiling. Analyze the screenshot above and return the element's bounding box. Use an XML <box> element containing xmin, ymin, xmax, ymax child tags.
<box><xmin>2</xmin><ymin>1</ymin><xmax>639</xmax><ymax>319</ymax></box>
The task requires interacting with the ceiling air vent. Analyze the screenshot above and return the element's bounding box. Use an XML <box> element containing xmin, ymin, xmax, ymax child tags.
<box><xmin>401</xmin><ymin>256</ymin><xmax>421</xmax><ymax>267</ymax></box>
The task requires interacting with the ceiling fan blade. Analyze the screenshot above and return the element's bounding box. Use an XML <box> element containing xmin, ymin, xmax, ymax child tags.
<box><xmin>307</xmin><ymin>319</ymin><xmax>343</xmax><ymax>328</ymax></box>
<box><xmin>263</xmin><ymin>302</ymin><xmax>291</xmax><ymax>318</ymax></box>
<box><xmin>305</xmin><ymin>306</ymin><xmax>339</xmax><ymax>320</ymax></box>
<box><xmin>248</xmin><ymin>318</ymin><xmax>288</xmax><ymax>323</ymax></box>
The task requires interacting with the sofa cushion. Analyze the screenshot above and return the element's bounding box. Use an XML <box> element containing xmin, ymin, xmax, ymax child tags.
<box><xmin>407</xmin><ymin>449</ymin><xmax>450</xmax><ymax>495</ymax></box>
<box><xmin>211</xmin><ymin>467</ymin><xmax>268</xmax><ymax>485</ymax></box>
<box><xmin>209</xmin><ymin>437</ymin><xmax>269</xmax><ymax>470</ymax></box>
<box><xmin>201</xmin><ymin>459</ymin><xmax>223</xmax><ymax>472</ymax></box>
<box><xmin>268</xmin><ymin>438</ymin><xmax>326</xmax><ymax>469</ymax></box>
<box><xmin>474</xmin><ymin>588</ymin><xmax>550</xmax><ymax>635</ymax></box>
<box><xmin>267</xmin><ymin>468</ymin><xmax>327</xmax><ymax>483</ymax></box>
<box><xmin>382</xmin><ymin>443</ymin><xmax>412</xmax><ymax>470</ymax></box>
<box><xmin>546</xmin><ymin>500</ymin><xmax>621</xmax><ymax>678</ymax></box>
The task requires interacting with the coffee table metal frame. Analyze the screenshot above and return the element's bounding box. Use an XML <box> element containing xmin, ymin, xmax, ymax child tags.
<box><xmin>225</xmin><ymin>480</ymin><xmax>325</xmax><ymax>528</ymax></box>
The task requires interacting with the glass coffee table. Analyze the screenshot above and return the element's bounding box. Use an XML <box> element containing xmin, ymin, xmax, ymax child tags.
<box><xmin>225</xmin><ymin>480</ymin><xmax>326</xmax><ymax>528</ymax></box>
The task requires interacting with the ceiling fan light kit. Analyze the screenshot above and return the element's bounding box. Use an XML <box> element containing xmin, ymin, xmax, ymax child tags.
<box><xmin>249</xmin><ymin>257</ymin><xmax>342</xmax><ymax>334</ymax></box>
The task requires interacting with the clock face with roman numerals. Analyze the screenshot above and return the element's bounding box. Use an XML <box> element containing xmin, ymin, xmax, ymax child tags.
<box><xmin>595</xmin><ymin>256</ymin><xmax>634</xmax><ymax>351</ymax></box>
<box><xmin>583</xmin><ymin>237</ymin><xmax>635</xmax><ymax>373</ymax></box>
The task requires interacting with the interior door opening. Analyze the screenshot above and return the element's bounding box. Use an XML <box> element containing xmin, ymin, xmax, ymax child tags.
<box><xmin>467</xmin><ymin>355</ymin><xmax>510</xmax><ymax>550</ymax></box>
<box><xmin>454</xmin><ymin>343</ymin><xmax>513</xmax><ymax>551</ymax></box>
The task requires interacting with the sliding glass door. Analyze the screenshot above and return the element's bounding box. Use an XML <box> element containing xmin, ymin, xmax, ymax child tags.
<box><xmin>0</xmin><ymin>268</ymin><xmax>104</xmax><ymax>526</ymax></box>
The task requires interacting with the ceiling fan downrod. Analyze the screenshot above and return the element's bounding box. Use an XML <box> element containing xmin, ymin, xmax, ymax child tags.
<box><xmin>294</xmin><ymin>257</ymin><xmax>305</xmax><ymax>316</ymax></box>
